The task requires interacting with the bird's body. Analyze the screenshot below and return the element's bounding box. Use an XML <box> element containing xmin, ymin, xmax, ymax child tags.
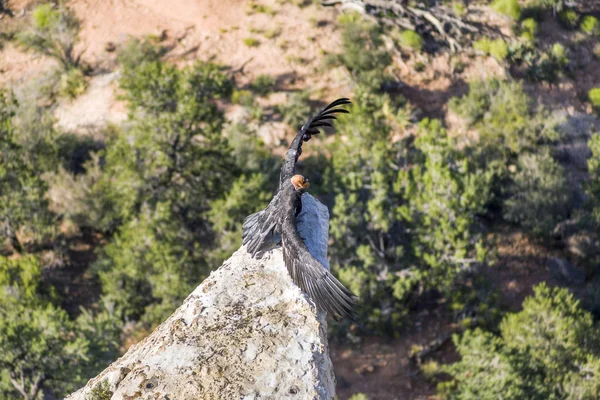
<box><xmin>242</xmin><ymin>98</ymin><xmax>357</xmax><ymax>320</ymax></box>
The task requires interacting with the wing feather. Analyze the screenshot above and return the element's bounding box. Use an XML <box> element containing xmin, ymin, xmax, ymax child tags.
<box><xmin>242</xmin><ymin>193</ymin><xmax>281</xmax><ymax>257</ymax></box>
<box><xmin>281</xmin><ymin>213</ymin><xmax>357</xmax><ymax>320</ymax></box>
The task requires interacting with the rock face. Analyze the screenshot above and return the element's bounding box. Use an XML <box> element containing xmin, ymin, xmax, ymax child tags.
<box><xmin>67</xmin><ymin>194</ymin><xmax>336</xmax><ymax>400</ymax></box>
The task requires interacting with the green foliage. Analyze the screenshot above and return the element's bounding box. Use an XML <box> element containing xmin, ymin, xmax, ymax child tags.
<box><xmin>503</xmin><ymin>151</ymin><xmax>573</xmax><ymax>237</ymax></box>
<box><xmin>473</xmin><ymin>38</ymin><xmax>509</xmax><ymax>61</ymax></box>
<box><xmin>0</xmin><ymin>256</ymin><xmax>120</xmax><ymax>399</ymax></box>
<box><xmin>397</xmin><ymin>30</ymin><xmax>424</xmax><ymax>51</ymax></box>
<box><xmin>242</xmin><ymin>37</ymin><xmax>260</xmax><ymax>47</ymax></box>
<box><xmin>58</xmin><ymin>67</ymin><xmax>87</xmax><ymax>99</ymax></box>
<box><xmin>449</xmin><ymin>79</ymin><xmax>559</xmax><ymax>169</ymax></box>
<box><xmin>276</xmin><ymin>91</ymin><xmax>312</xmax><ymax>130</ymax></box>
<box><xmin>452</xmin><ymin>2</ymin><xmax>467</xmax><ymax>17</ymax></box>
<box><xmin>558</xmin><ymin>9</ymin><xmax>580</xmax><ymax>30</ymax></box>
<box><xmin>337</xmin><ymin>12</ymin><xmax>391</xmax><ymax>89</ymax></box>
<box><xmin>491</xmin><ymin>0</ymin><xmax>521</xmax><ymax>20</ymax></box>
<box><xmin>86</xmin><ymin>380</ymin><xmax>113</xmax><ymax>400</ymax></box>
<box><xmin>0</xmin><ymin>90</ymin><xmax>55</xmax><ymax>250</ymax></box>
<box><xmin>508</xmin><ymin>41</ymin><xmax>570</xmax><ymax>83</ymax></box>
<box><xmin>443</xmin><ymin>284</ymin><xmax>600</xmax><ymax>400</ymax></box>
<box><xmin>250</xmin><ymin>74</ymin><xmax>276</xmax><ymax>96</ymax></box>
<box><xmin>231</xmin><ymin>89</ymin><xmax>255</xmax><ymax>106</ymax></box>
<box><xmin>586</xmin><ymin>134</ymin><xmax>600</xmax><ymax>224</ymax></box>
<box><xmin>328</xmin><ymin>89</ymin><xmax>492</xmax><ymax>334</ymax></box>
<box><xmin>589</xmin><ymin>87</ymin><xmax>600</xmax><ymax>112</ymax></box>
<box><xmin>349</xmin><ymin>393</ymin><xmax>369</xmax><ymax>400</ymax></box>
<box><xmin>580</xmin><ymin>15</ymin><xmax>599</xmax><ymax>34</ymax></box>
<box><xmin>87</xmin><ymin>55</ymin><xmax>237</xmax><ymax>324</ymax></box>
<box><xmin>17</xmin><ymin>4</ymin><xmax>82</xmax><ymax>71</ymax></box>
<box><xmin>519</xmin><ymin>18</ymin><xmax>538</xmax><ymax>42</ymax></box>
<box><xmin>525</xmin><ymin>0</ymin><xmax>567</xmax><ymax>14</ymax></box>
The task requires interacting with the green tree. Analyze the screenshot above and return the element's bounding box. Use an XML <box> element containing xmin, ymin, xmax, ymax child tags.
<box><xmin>327</xmin><ymin>89</ymin><xmax>492</xmax><ymax>333</ymax></box>
<box><xmin>0</xmin><ymin>90</ymin><xmax>53</xmax><ymax>252</ymax></box>
<box><xmin>0</xmin><ymin>255</ymin><xmax>120</xmax><ymax>399</ymax></box>
<box><xmin>17</xmin><ymin>4</ymin><xmax>82</xmax><ymax>71</ymax></box>
<box><xmin>442</xmin><ymin>284</ymin><xmax>600</xmax><ymax>400</ymax></box>
<box><xmin>503</xmin><ymin>151</ymin><xmax>573</xmax><ymax>236</ymax></box>
<box><xmin>87</xmin><ymin>44</ymin><xmax>246</xmax><ymax>326</ymax></box>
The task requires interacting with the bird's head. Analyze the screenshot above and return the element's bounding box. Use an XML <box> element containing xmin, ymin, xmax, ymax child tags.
<box><xmin>291</xmin><ymin>174</ymin><xmax>310</xmax><ymax>191</ymax></box>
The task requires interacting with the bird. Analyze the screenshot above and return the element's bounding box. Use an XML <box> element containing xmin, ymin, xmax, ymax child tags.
<box><xmin>242</xmin><ymin>98</ymin><xmax>357</xmax><ymax>320</ymax></box>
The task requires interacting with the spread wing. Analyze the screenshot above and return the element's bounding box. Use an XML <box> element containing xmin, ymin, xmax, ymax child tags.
<box><xmin>242</xmin><ymin>192</ymin><xmax>280</xmax><ymax>257</ymax></box>
<box><xmin>279</xmin><ymin>98</ymin><xmax>351</xmax><ymax>188</ymax></box>
<box><xmin>281</xmin><ymin>209</ymin><xmax>357</xmax><ymax>320</ymax></box>
<box><xmin>243</xmin><ymin>98</ymin><xmax>351</xmax><ymax>257</ymax></box>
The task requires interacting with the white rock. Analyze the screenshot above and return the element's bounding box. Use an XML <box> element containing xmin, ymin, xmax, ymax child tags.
<box><xmin>66</xmin><ymin>194</ymin><xmax>336</xmax><ymax>400</ymax></box>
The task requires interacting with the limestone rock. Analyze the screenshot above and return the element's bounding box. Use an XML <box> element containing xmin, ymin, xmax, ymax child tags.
<box><xmin>67</xmin><ymin>194</ymin><xmax>336</xmax><ymax>400</ymax></box>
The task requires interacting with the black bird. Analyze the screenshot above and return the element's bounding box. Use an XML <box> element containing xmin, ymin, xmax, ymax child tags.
<box><xmin>242</xmin><ymin>98</ymin><xmax>357</xmax><ymax>320</ymax></box>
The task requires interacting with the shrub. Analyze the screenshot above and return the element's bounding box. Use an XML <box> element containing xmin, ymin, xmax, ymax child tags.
<box><xmin>449</xmin><ymin>79</ymin><xmax>560</xmax><ymax>166</ymax></box>
<box><xmin>242</xmin><ymin>37</ymin><xmax>260</xmax><ymax>47</ymax></box>
<box><xmin>442</xmin><ymin>284</ymin><xmax>600</xmax><ymax>400</ymax></box>
<box><xmin>58</xmin><ymin>67</ymin><xmax>87</xmax><ymax>99</ymax></box>
<box><xmin>231</xmin><ymin>89</ymin><xmax>255</xmax><ymax>106</ymax></box>
<box><xmin>589</xmin><ymin>87</ymin><xmax>600</xmax><ymax>111</ymax></box>
<box><xmin>503</xmin><ymin>151</ymin><xmax>573</xmax><ymax>237</ymax></box>
<box><xmin>337</xmin><ymin>12</ymin><xmax>391</xmax><ymax>89</ymax></box>
<box><xmin>251</xmin><ymin>74</ymin><xmax>276</xmax><ymax>96</ymax></box>
<box><xmin>17</xmin><ymin>4</ymin><xmax>82</xmax><ymax>71</ymax></box>
<box><xmin>452</xmin><ymin>2</ymin><xmax>467</xmax><ymax>17</ymax></box>
<box><xmin>580</xmin><ymin>15</ymin><xmax>599</xmax><ymax>34</ymax></box>
<box><xmin>0</xmin><ymin>256</ymin><xmax>120</xmax><ymax>399</ymax></box>
<box><xmin>327</xmin><ymin>90</ymin><xmax>492</xmax><ymax>334</ymax></box>
<box><xmin>558</xmin><ymin>9</ymin><xmax>580</xmax><ymax>30</ymax></box>
<box><xmin>492</xmin><ymin>0</ymin><xmax>521</xmax><ymax>20</ymax></box>
<box><xmin>474</xmin><ymin>38</ymin><xmax>509</xmax><ymax>61</ymax></box>
<box><xmin>276</xmin><ymin>91</ymin><xmax>312</xmax><ymax>129</ymax></box>
<box><xmin>398</xmin><ymin>30</ymin><xmax>424</xmax><ymax>51</ymax></box>
<box><xmin>525</xmin><ymin>0</ymin><xmax>567</xmax><ymax>14</ymax></box>
<box><xmin>520</xmin><ymin>18</ymin><xmax>538</xmax><ymax>41</ymax></box>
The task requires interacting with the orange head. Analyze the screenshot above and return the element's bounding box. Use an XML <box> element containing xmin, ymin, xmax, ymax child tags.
<box><xmin>291</xmin><ymin>174</ymin><xmax>310</xmax><ymax>191</ymax></box>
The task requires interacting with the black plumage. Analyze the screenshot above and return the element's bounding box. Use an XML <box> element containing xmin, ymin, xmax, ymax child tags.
<box><xmin>242</xmin><ymin>98</ymin><xmax>357</xmax><ymax>320</ymax></box>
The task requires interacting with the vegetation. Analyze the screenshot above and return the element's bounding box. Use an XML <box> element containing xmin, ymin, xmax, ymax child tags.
<box><xmin>441</xmin><ymin>284</ymin><xmax>600</xmax><ymax>400</ymax></box>
<box><xmin>590</xmin><ymin>87</ymin><xmax>600</xmax><ymax>113</ymax></box>
<box><xmin>492</xmin><ymin>0</ymin><xmax>521</xmax><ymax>20</ymax></box>
<box><xmin>2</xmin><ymin>2</ymin><xmax>600</xmax><ymax>399</ymax></box>
<box><xmin>17</xmin><ymin>4</ymin><xmax>82</xmax><ymax>71</ymax></box>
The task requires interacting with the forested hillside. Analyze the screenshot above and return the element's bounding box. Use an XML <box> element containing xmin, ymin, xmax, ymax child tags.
<box><xmin>1</xmin><ymin>0</ymin><xmax>600</xmax><ymax>398</ymax></box>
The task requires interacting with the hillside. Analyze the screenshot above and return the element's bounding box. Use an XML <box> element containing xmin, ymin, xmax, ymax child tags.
<box><xmin>1</xmin><ymin>0</ymin><xmax>600</xmax><ymax>399</ymax></box>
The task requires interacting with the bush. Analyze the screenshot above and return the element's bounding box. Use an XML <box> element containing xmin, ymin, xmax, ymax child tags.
<box><xmin>558</xmin><ymin>9</ymin><xmax>580</xmax><ymax>30</ymax></box>
<box><xmin>442</xmin><ymin>284</ymin><xmax>600</xmax><ymax>400</ymax></box>
<box><xmin>337</xmin><ymin>12</ymin><xmax>392</xmax><ymax>89</ymax></box>
<box><xmin>449</xmin><ymin>79</ymin><xmax>560</xmax><ymax>167</ymax></box>
<box><xmin>589</xmin><ymin>87</ymin><xmax>600</xmax><ymax>111</ymax></box>
<box><xmin>520</xmin><ymin>18</ymin><xmax>538</xmax><ymax>41</ymax></box>
<box><xmin>503</xmin><ymin>152</ymin><xmax>573</xmax><ymax>237</ymax></box>
<box><xmin>17</xmin><ymin>4</ymin><xmax>82</xmax><ymax>71</ymax></box>
<box><xmin>58</xmin><ymin>67</ymin><xmax>87</xmax><ymax>99</ymax></box>
<box><xmin>474</xmin><ymin>38</ymin><xmax>509</xmax><ymax>61</ymax></box>
<box><xmin>492</xmin><ymin>0</ymin><xmax>521</xmax><ymax>20</ymax></box>
<box><xmin>276</xmin><ymin>91</ymin><xmax>312</xmax><ymax>130</ymax></box>
<box><xmin>0</xmin><ymin>90</ymin><xmax>55</xmax><ymax>251</ymax></box>
<box><xmin>231</xmin><ymin>89</ymin><xmax>255</xmax><ymax>106</ymax></box>
<box><xmin>398</xmin><ymin>30</ymin><xmax>424</xmax><ymax>51</ymax></box>
<box><xmin>580</xmin><ymin>15</ymin><xmax>599</xmax><ymax>34</ymax></box>
<box><xmin>250</xmin><ymin>74</ymin><xmax>276</xmax><ymax>96</ymax></box>
<box><xmin>242</xmin><ymin>37</ymin><xmax>260</xmax><ymax>47</ymax></box>
<box><xmin>327</xmin><ymin>89</ymin><xmax>492</xmax><ymax>334</ymax></box>
<box><xmin>0</xmin><ymin>256</ymin><xmax>120</xmax><ymax>399</ymax></box>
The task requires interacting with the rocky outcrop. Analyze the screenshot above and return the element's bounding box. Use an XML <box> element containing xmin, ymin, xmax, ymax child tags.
<box><xmin>67</xmin><ymin>194</ymin><xmax>335</xmax><ymax>400</ymax></box>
